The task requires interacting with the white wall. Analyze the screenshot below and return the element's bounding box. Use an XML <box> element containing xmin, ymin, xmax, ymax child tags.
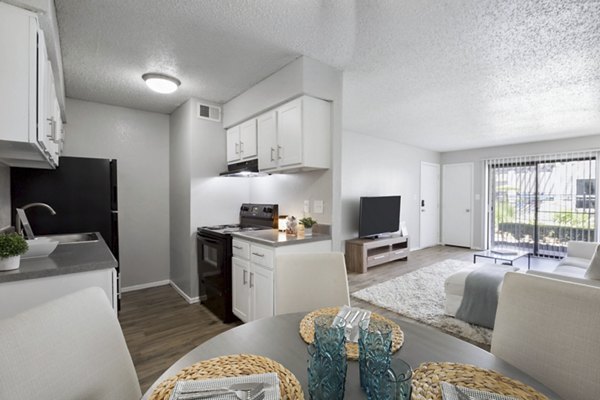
<box><xmin>249</xmin><ymin>170</ymin><xmax>332</xmax><ymax>223</ymax></box>
<box><xmin>441</xmin><ymin>133</ymin><xmax>600</xmax><ymax>249</ymax></box>
<box><xmin>340</xmin><ymin>131</ymin><xmax>441</xmax><ymax>250</ymax></box>
<box><xmin>63</xmin><ymin>98</ymin><xmax>170</xmax><ymax>288</ymax></box>
<box><xmin>0</xmin><ymin>165</ymin><xmax>10</xmax><ymax>228</ymax></box>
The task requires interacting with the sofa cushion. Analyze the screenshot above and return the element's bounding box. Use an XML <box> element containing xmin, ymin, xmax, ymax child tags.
<box><xmin>554</xmin><ymin>265</ymin><xmax>588</xmax><ymax>278</ymax></box>
<box><xmin>584</xmin><ymin>244</ymin><xmax>600</xmax><ymax>280</ymax></box>
<box><xmin>557</xmin><ymin>256</ymin><xmax>592</xmax><ymax>269</ymax></box>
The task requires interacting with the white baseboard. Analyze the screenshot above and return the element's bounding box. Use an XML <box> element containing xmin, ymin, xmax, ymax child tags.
<box><xmin>410</xmin><ymin>246</ymin><xmax>421</xmax><ymax>252</ymax></box>
<box><xmin>121</xmin><ymin>279</ymin><xmax>170</xmax><ymax>293</ymax></box>
<box><xmin>169</xmin><ymin>280</ymin><xmax>200</xmax><ymax>304</ymax></box>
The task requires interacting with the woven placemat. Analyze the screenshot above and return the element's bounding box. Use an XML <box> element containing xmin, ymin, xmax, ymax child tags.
<box><xmin>299</xmin><ymin>307</ymin><xmax>404</xmax><ymax>360</ymax></box>
<box><xmin>411</xmin><ymin>362</ymin><xmax>549</xmax><ymax>400</ymax></box>
<box><xmin>149</xmin><ymin>354</ymin><xmax>304</xmax><ymax>400</ymax></box>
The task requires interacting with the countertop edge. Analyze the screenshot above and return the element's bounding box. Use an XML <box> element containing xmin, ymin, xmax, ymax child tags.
<box><xmin>231</xmin><ymin>230</ymin><xmax>332</xmax><ymax>247</ymax></box>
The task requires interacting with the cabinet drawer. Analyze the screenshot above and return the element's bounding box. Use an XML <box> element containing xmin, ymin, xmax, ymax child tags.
<box><xmin>250</xmin><ymin>245</ymin><xmax>274</xmax><ymax>269</ymax></box>
<box><xmin>367</xmin><ymin>252</ymin><xmax>390</xmax><ymax>267</ymax></box>
<box><xmin>232</xmin><ymin>240</ymin><xmax>250</xmax><ymax>260</ymax></box>
<box><xmin>389</xmin><ymin>249</ymin><xmax>408</xmax><ymax>261</ymax></box>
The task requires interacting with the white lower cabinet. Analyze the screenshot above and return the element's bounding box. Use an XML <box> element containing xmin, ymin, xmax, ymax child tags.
<box><xmin>232</xmin><ymin>256</ymin><xmax>251</xmax><ymax>321</ymax></box>
<box><xmin>231</xmin><ymin>237</ymin><xmax>332</xmax><ymax>323</ymax></box>
<box><xmin>0</xmin><ymin>268</ymin><xmax>117</xmax><ymax>320</ymax></box>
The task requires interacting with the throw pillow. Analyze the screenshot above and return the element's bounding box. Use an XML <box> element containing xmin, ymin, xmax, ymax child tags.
<box><xmin>584</xmin><ymin>244</ymin><xmax>600</xmax><ymax>280</ymax></box>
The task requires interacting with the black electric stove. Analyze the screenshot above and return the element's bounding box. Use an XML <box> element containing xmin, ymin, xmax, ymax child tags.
<box><xmin>196</xmin><ymin>203</ymin><xmax>278</xmax><ymax>322</ymax></box>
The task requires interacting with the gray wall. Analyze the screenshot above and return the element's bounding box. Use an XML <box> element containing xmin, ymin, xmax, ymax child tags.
<box><xmin>0</xmin><ymin>165</ymin><xmax>9</xmax><ymax>228</ymax></box>
<box><xmin>340</xmin><ymin>130</ymin><xmax>441</xmax><ymax>250</ymax></box>
<box><xmin>63</xmin><ymin>98</ymin><xmax>170</xmax><ymax>288</ymax></box>
<box><xmin>170</xmin><ymin>97</ymin><xmax>249</xmax><ymax>300</ymax></box>
<box><xmin>441</xmin><ymin>134</ymin><xmax>600</xmax><ymax>249</ymax></box>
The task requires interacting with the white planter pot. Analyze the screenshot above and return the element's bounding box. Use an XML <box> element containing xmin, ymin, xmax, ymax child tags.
<box><xmin>304</xmin><ymin>228</ymin><xmax>313</xmax><ymax>236</ymax></box>
<box><xmin>0</xmin><ymin>255</ymin><xmax>20</xmax><ymax>271</ymax></box>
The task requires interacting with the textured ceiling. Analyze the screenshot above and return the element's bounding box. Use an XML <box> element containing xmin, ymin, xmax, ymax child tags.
<box><xmin>55</xmin><ymin>0</ymin><xmax>600</xmax><ymax>151</ymax></box>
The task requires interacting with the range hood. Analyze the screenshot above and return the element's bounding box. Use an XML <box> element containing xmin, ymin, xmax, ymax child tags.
<box><xmin>220</xmin><ymin>159</ymin><xmax>268</xmax><ymax>177</ymax></box>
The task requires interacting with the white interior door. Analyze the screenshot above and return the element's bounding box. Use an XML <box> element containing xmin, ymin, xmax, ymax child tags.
<box><xmin>442</xmin><ymin>163</ymin><xmax>473</xmax><ymax>247</ymax></box>
<box><xmin>420</xmin><ymin>162</ymin><xmax>440</xmax><ymax>248</ymax></box>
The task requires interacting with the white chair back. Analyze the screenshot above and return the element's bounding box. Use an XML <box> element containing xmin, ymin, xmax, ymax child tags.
<box><xmin>491</xmin><ymin>272</ymin><xmax>600</xmax><ymax>400</ymax></box>
<box><xmin>275</xmin><ymin>252</ymin><xmax>351</xmax><ymax>315</ymax></box>
<box><xmin>0</xmin><ymin>287</ymin><xmax>141</xmax><ymax>400</ymax></box>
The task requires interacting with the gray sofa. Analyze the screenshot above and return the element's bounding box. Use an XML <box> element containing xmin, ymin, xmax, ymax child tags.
<box><xmin>527</xmin><ymin>241</ymin><xmax>600</xmax><ymax>287</ymax></box>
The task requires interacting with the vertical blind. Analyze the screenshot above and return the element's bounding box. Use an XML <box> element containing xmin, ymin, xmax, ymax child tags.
<box><xmin>486</xmin><ymin>151</ymin><xmax>598</xmax><ymax>257</ymax></box>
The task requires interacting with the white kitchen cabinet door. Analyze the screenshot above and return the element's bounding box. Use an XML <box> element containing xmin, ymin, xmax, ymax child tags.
<box><xmin>257</xmin><ymin>111</ymin><xmax>278</xmax><ymax>171</ymax></box>
<box><xmin>239</xmin><ymin>119</ymin><xmax>257</xmax><ymax>160</ymax></box>
<box><xmin>251</xmin><ymin>264</ymin><xmax>274</xmax><ymax>320</ymax></box>
<box><xmin>0</xmin><ymin>3</ymin><xmax>37</xmax><ymax>143</ymax></box>
<box><xmin>226</xmin><ymin>126</ymin><xmax>240</xmax><ymax>163</ymax></box>
<box><xmin>232</xmin><ymin>257</ymin><xmax>250</xmax><ymax>322</ymax></box>
<box><xmin>276</xmin><ymin>98</ymin><xmax>303</xmax><ymax>167</ymax></box>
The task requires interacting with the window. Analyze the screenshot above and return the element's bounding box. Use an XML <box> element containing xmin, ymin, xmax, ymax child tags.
<box><xmin>487</xmin><ymin>153</ymin><xmax>597</xmax><ymax>257</ymax></box>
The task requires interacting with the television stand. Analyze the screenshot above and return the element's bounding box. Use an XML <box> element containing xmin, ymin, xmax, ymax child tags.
<box><xmin>345</xmin><ymin>235</ymin><xmax>409</xmax><ymax>274</ymax></box>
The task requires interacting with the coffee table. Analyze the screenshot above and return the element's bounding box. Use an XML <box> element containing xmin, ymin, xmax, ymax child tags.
<box><xmin>474</xmin><ymin>249</ymin><xmax>531</xmax><ymax>269</ymax></box>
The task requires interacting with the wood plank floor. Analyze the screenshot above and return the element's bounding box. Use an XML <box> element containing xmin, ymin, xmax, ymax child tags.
<box><xmin>118</xmin><ymin>285</ymin><xmax>241</xmax><ymax>392</ymax></box>
<box><xmin>119</xmin><ymin>245</ymin><xmax>556</xmax><ymax>392</ymax></box>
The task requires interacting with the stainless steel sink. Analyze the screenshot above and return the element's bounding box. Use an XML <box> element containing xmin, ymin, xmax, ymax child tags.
<box><xmin>37</xmin><ymin>232</ymin><xmax>100</xmax><ymax>244</ymax></box>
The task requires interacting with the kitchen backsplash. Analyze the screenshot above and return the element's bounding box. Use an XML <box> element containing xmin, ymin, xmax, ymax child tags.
<box><xmin>0</xmin><ymin>164</ymin><xmax>10</xmax><ymax>228</ymax></box>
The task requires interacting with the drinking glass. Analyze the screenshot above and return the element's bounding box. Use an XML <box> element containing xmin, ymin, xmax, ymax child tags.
<box><xmin>307</xmin><ymin>315</ymin><xmax>347</xmax><ymax>400</ymax></box>
<box><xmin>366</xmin><ymin>357</ymin><xmax>412</xmax><ymax>400</ymax></box>
<box><xmin>358</xmin><ymin>319</ymin><xmax>393</xmax><ymax>390</ymax></box>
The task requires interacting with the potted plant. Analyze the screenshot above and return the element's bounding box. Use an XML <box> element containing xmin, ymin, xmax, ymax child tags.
<box><xmin>0</xmin><ymin>233</ymin><xmax>28</xmax><ymax>271</ymax></box>
<box><xmin>299</xmin><ymin>217</ymin><xmax>317</xmax><ymax>236</ymax></box>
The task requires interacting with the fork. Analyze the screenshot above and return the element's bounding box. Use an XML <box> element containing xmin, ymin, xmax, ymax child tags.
<box><xmin>177</xmin><ymin>382</ymin><xmax>264</xmax><ymax>400</ymax></box>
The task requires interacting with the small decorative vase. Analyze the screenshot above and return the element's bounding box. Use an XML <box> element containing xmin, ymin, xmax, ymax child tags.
<box><xmin>305</xmin><ymin>227</ymin><xmax>313</xmax><ymax>236</ymax></box>
<box><xmin>0</xmin><ymin>255</ymin><xmax>21</xmax><ymax>271</ymax></box>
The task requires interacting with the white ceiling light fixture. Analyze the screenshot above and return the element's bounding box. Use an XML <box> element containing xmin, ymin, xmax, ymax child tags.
<box><xmin>142</xmin><ymin>73</ymin><xmax>181</xmax><ymax>94</ymax></box>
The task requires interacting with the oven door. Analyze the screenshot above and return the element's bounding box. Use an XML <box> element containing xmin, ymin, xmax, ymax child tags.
<box><xmin>197</xmin><ymin>234</ymin><xmax>227</xmax><ymax>292</ymax></box>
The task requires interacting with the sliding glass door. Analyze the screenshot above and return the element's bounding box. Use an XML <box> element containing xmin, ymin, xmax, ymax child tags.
<box><xmin>488</xmin><ymin>154</ymin><xmax>597</xmax><ymax>257</ymax></box>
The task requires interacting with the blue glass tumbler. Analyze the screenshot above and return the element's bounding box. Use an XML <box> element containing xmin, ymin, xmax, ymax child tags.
<box><xmin>358</xmin><ymin>319</ymin><xmax>393</xmax><ymax>391</ymax></box>
<box><xmin>307</xmin><ymin>315</ymin><xmax>347</xmax><ymax>400</ymax></box>
<box><xmin>366</xmin><ymin>357</ymin><xmax>412</xmax><ymax>400</ymax></box>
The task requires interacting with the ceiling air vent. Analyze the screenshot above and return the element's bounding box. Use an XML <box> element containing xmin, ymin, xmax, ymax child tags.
<box><xmin>197</xmin><ymin>103</ymin><xmax>221</xmax><ymax>122</ymax></box>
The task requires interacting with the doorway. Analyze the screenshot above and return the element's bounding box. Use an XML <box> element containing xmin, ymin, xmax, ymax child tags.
<box><xmin>420</xmin><ymin>162</ymin><xmax>440</xmax><ymax>249</ymax></box>
<box><xmin>442</xmin><ymin>163</ymin><xmax>473</xmax><ymax>247</ymax></box>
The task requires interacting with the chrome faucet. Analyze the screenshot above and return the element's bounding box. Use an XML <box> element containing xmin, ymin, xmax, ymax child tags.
<box><xmin>15</xmin><ymin>203</ymin><xmax>57</xmax><ymax>240</ymax></box>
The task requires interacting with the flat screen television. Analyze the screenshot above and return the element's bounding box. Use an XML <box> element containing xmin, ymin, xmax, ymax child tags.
<box><xmin>358</xmin><ymin>195</ymin><xmax>401</xmax><ymax>238</ymax></box>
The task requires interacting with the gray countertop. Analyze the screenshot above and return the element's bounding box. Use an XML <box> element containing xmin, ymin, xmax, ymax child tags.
<box><xmin>0</xmin><ymin>233</ymin><xmax>117</xmax><ymax>284</ymax></box>
<box><xmin>231</xmin><ymin>229</ymin><xmax>331</xmax><ymax>247</ymax></box>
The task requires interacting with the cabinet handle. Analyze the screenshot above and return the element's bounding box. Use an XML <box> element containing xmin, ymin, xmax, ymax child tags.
<box><xmin>233</xmin><ymin>245</ymin><xmax>243</xmax><ymax>250</ymax></box>
<box><xmin>252</xmin><ymin>252</ymin><xmax>264</xmax><ymax>258</ymax></box>
<box><xmin>270</xmin><ymin>147</ymin><xmax>275</xmax><ymax>162</ymax></box>
<box><xmin>243</xmin><ymin>270</ymin><xmax>247</xmax><ymax>285</ymax></box>
<box><xmin>373</xmin><ymin>255</ymin><xmax>386</xmax><ymax>260</ymax></box>
<box><xmin>249</xmin><ymin>272</ymin><xmax>254</xmax><ymax>288</ymax></box>
<box><xmin>240</xmin><ymin>141</ymin><xmax>244</xmax><ymax>154</ymax></box>
<box><xmin>235</xmin><ymin>142</ymin><xmax>240</xmax><ymax>154</ymax></box>
<box><xmin>277</xmin><ymin>145</ymin><xmax>283</xmax><ymax>160</ymax></box>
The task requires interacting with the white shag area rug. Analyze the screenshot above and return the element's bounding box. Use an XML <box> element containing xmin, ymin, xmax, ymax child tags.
<box><xmin>352</xmin><ymin>259</ymin><xmax>492</xmax><ymax>346</ymax></box>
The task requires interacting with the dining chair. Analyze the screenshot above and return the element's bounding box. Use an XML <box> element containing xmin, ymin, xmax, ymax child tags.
<box><xmin>275</xmin><ymin>252</ymin><xmax>351</xmax><ymax>315</ymax></box>
<box><xmin>491</xmin><ymin>272</ymin><xmax>600</xmax><ymax>400</ymax></box>
<box><xmin>0</xmin><ymin>287</ymin><xmax>141</xmax><ymax>400</ymax></box>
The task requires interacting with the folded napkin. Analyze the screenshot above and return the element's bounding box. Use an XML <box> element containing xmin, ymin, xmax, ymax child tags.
<box><xmin>440</xmin><ymin>382</ymin><xmax>519</xmax><ymax>400</ymax></box>
<box><xmin>334</xmin><ymin>305</ymin><xmax>371</xmax><ymax>343</ymax></box>
<box><xmin>169</xmin><ymin>372</ymin><xmax>279</xmax><ymax>400</ymax></box>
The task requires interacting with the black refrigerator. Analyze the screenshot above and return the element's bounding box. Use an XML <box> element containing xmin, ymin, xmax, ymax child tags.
<box><xmin>10</xmin><ymin>156</ymin><xmax>119</xmax><ymax>266</ymax></box>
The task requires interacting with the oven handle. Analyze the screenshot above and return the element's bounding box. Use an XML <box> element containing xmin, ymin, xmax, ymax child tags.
<box><xmin>198</xmin><ymin>236</ymin><xmax>220</xmax><ymax>245</ymax></box>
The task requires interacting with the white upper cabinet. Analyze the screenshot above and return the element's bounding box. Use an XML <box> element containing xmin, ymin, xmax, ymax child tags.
<box><xmin>257</xmin><ymin>111</ymin><xmax>278</xmax><ymax>171</ymax></box>
<box><xmin>226</xmin><ymin>125</ymin><xmax>240</xmax><ymax>163</ymax></box>
<box><xmin>226</xmin><ymin>119</ymin><xmax>258</xmax><ymax>164</ymax></box>
<box><xmin>256</xmin><ymin>95</ymin><xmax>331</xmax><ymax>173</ymax></box>
<box><xmin>0</xmin><ymin>2</ymin><xmax>64</xmax><ymax>169</ymax></box>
